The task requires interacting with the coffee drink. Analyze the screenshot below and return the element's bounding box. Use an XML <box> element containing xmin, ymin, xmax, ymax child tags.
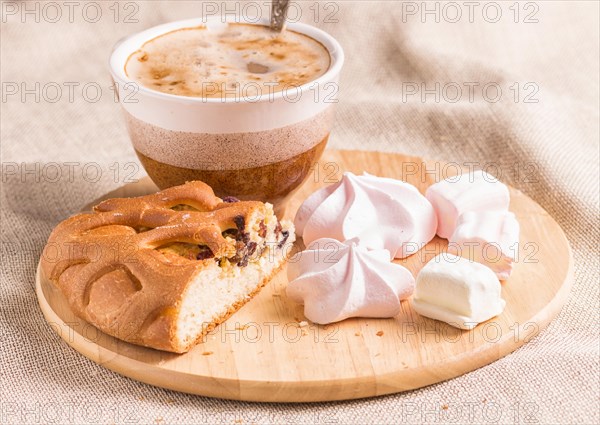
<box><xmin>125</xmin><ymin>107</ymin><xmax>331</xmax><ymax>210</ymax></box>
<box><xmin>125</xmin><ymin>23</ymin><xmax>330</xmax><ymax>98</ymax></box>
<box><xmin>110</xmin><ymin>20</ymin><xmax>343</xmax><ymax>215</ymax></box>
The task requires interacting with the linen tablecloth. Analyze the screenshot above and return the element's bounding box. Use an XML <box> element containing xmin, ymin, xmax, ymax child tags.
<box><xmin>1</xmin><ymin>1</ymin><xmax>598</xmax><ymax>423</ymax></box>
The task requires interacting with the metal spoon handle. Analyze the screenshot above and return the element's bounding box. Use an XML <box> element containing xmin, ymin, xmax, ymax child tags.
<box><xmin>270</xmin><ymin>0</ymin><xmax>290</xmax><ymax>32</ymax></box>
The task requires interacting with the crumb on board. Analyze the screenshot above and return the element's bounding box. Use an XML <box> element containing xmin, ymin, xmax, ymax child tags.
<box><xmin>376</xmin><ymin>331</ymin><xmax>384</xmax><ymax>337</ymax></box>
<box><xmin>442</xmin><ymin>404</ymin><xmax>448</xmax><ymax>410</ymax></box>
<box><xmin>202</xmin><ymin>351</ymin><xmax>213</xmax><ymax>356</ymax></box>
<box><xmin>355</xmin><ymin>331</ymin><xmax>362</xmax><ymax>336</ymax></box>
<box><xmin>235</xmin><ymin>324</ymin><xmax>249</xmax><ymax>331</ymax></box>
<box><xmin>298</xmin><ymin>321</ymin><xmax>308</xmax><ymax>327</ymax></box>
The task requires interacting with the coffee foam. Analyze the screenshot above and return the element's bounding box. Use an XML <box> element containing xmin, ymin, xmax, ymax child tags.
<box><xmin>126</xmin><ymin>107</ymin><xmax>333</xmax><ymax>170</ymax></box>
<box><xmin>125</xmin><ymin>23</ymin><xmax>330</xmax><ymax>98</ymax></box>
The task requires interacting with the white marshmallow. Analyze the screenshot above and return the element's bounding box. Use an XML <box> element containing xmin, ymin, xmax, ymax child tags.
<box><xmin>287</xmin><ymin>238</ymin><xmax>415</xmax><ymax>325</ymax></box>
<box><xmin>411</xmin><ymin>253</ymin><xmax>505</xmax><ymax>330</ymax></box>
<box><xmin>449</xmin><ymin>211</ymin><xmax>520</xmax><ymax>280</ymax></box>
<box><xmin>425</xmin><ymin>170</ymin><xmax>510</xmax><ymax>239</ymax></box>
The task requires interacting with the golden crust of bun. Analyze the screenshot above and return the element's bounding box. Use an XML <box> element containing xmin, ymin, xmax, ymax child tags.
<box><xmin>40</xmin><ymin>181</ymin><xmax>279</xmax><ymax>353</ymax></box>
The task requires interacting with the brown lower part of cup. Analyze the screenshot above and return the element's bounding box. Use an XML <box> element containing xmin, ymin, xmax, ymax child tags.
<box><xmin>135</xmin><ymin>135</ymin><xmax>328</xmax><ymax>216</ymax></box>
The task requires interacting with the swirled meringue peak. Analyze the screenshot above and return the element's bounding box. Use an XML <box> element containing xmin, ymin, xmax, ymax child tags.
<box><xmin>286</xmin><ymin>238</ymin><xmax>415</xmax><ymax>324</ymax></box>
<box><xmin>294</xmin><ymin>172</ymin><xmax>437</xmax><ymax>258</ymax></box>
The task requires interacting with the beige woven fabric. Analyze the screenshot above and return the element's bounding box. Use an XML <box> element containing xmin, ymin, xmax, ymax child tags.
<box><xmin>1</xmin><ymin>1</ymin><xmax>598</xmax><ymax>424</ymax></box>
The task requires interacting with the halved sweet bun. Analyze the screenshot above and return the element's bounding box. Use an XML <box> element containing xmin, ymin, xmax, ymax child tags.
<box><xmin>41</xmin><ymin>181</ymin><xmax>294</xmax><ymax>353</ymax></box>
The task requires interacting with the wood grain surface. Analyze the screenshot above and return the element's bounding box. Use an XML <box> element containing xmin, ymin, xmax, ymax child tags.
<box><xmin>36</xmin><ymin>150</ymin><xmax>574</xmax><ymax>402</ymax></box>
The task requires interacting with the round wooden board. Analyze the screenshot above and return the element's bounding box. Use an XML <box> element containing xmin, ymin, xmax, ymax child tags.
<box><xmin>36</xmin><ymin>150</ymin><xmax>574</xmax><ymax>402</ymax></box>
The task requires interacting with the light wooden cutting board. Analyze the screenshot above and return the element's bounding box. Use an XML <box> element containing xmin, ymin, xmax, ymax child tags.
<box><xmin>36</xmin><ymin>150</ymin><xmax>573</xmax><ymax>402</ymax></box>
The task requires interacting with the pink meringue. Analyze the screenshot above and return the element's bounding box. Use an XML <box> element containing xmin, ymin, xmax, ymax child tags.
<box><xmin>294</xmin><ymin>172</ymin><xmax>437</xmax><ymax>258</ymax></box>
<box><xmin>286</xmin><ymin>238</ymin><xmax>415</xmax><ymax>325</ymax></box>
<box><xmin>425</xmin><ymin>170</ymin><xmax>510</xmax><ymax>239</ymax></box>
<box><xmin>448</xmin><ymin>211</ymin><xmax>520</xmax><ymax>280</ymax></box>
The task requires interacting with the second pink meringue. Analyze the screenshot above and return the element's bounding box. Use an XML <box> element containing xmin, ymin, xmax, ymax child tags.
<box><xmin>287</xmin><ymin>238</ymin><xmax>415</xmax><ymax>324</ymax></box>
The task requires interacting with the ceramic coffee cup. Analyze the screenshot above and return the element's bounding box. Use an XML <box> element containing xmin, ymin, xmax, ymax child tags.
<box><xmin>109</xmin><ymin>17</ymin><xmax>344</xmax><ymax>215</ymax></box>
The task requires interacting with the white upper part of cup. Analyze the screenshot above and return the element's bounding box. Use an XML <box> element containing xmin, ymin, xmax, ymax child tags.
<box><xmin>109</xmin><ymin>17</ymin><xmax>344</xmax><ymax>134</ymax></box>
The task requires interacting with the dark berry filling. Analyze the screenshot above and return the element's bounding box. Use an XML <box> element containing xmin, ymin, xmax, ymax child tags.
<box><xmin>258</xmin><ymin>220</ymin><xmax>267</xmax><ymax>238</ymax></box>
<box><xmin>196</xmin><ymin>245</ymin><xmax>214</xmax><ymax>260</ymax></box>
<box><xmin>222</xmin><ymin>196</ymin><xmax>240</xmax><ymax>203</ymax></box>
<box><xmin>277</xmin><ymin>230</ymin><xmax>289</xmax><ymax>249</ymax></box>
<box><xmin>209</xmin><ymin>217</ymin><xmax>287</xmax><ymax>267</ymax></box>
